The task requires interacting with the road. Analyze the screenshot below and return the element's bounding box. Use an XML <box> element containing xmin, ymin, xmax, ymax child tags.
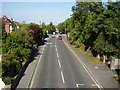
<box><xmin>30</xmin><ymin>37</ymin><xmax>100</xmax><ymax>89</ymax></box>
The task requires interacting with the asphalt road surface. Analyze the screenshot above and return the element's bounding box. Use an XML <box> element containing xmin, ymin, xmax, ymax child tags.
<box><xmin>31</xmin><ymin>37</ymin><xmax>100</xmax><ymax>89</ymax></box>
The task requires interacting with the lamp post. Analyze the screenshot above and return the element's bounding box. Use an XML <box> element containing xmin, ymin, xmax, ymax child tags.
<box><xmin>39</xmin><ymin>20</ymin><xmax>41</xmax><ymax>26</ymax></box>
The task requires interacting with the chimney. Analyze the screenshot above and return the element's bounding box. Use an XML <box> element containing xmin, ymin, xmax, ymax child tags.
<box><xmin>10</xmin><ymin>18</ymin><xmax>13</xmax><ymax>22</ymax></box>
<box><xmin>3</xmin><ymin>16</ymin><xmax>7</xmax><ymax>21</ymax></box>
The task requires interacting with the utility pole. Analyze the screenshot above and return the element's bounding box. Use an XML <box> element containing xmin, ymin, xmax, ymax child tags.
<box><xmin>65</xmin><ymin>22</ymin><xmax>66</xmax><ymax>35</ymax></box>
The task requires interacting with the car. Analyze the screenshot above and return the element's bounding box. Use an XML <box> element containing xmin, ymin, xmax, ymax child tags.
<box><xmin>33</xmin><ymin>44</ymin><xmax>38</xmax><ymax>48</ymax></box>
<box><xmin>58</xmin><ymin>36</ymin><xmax>62</xmax><ymax>40</ymax></box>
<box><xmin>51</xmin><ymin>35</ymin><xmax>55</xmax><ymax>38</ymax></box>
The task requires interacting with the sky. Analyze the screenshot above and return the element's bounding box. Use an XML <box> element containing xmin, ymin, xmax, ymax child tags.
<box><xmin>1</xmin><ymin>0</ymin><xmax>118</xmax><ymax>25</ymax></box>
<box><xmin>2</xmin><ymin>2</ymin><xmax>76</xmax><ymax>25</ymax></box>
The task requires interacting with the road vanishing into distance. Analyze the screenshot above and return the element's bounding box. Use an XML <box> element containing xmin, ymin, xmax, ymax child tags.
<box><xmin>30</xmin><ymin>36</ymin><xmax>100</xmax><ymax>89</ymax></box>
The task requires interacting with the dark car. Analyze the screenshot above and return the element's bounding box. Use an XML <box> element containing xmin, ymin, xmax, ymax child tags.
<box><xmin>58</xmin><ymin>36</ymin><xmax>62</xmax><ymax>40</ymax></box>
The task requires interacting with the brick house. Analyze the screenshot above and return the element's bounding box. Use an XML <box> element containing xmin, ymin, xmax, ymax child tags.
<box><xmin>1</xmin><ymin>16</ymin><xmax>16</xmax><ymax>34</ymax></box>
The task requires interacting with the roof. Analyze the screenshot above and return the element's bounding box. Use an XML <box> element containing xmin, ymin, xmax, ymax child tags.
<box><xmin>1</xmin><ymin>16</ymin><xmax>16</xmax><ymax>25</ymax></box>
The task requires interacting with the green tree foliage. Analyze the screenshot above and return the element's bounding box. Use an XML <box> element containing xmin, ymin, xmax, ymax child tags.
<box><xmin>28</xmin><ymin>23</ymin><xmax>43</xmax><ymax>44</ymax></box>
<box><xmin>1</xmin><ymin>18</ymin><xmax>47</xmax><ymax>84</ymax></box>
<box><xmin>2</xmin><ymin>23</ymin><xmax>35</xmax><ymax>83</ymax></box>
<box><xmin>57</xmin><ymin>1</ymin><xmax>120</xmax><ymax>59</ymax></box>
<box><xmin>94</xmin><ymin>32</ymin><xmax>117</xmax><ymax>55</ymax></box>
<box><xmin>46</xmin><ymin>22</ymin><xmax>56</xmax><ymax>34</ymax></box>
<box><xmin>93</xmin><ymin>2</ymin><xmax>120</xmax><ymax>58</ymax></box>
<box><xmin>41</xmin><ymin>22</ymin><xmax>48</xmax><ymax>38</ymax></box>
<box><xmin>56</xmin><ymin>22</ymin><xmax>65</xmax><ymax>34</ymax></box>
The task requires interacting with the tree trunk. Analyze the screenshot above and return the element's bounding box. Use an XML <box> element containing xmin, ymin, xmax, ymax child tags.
<box><xmin>97</xmin><ymin>54</ymin><xmax>100</xmax><ymax>59</ymax></box>
<box><xmin>103</xmin><ymin>55</ymin><xmax>107</xmax><ymax>63</ymax></box>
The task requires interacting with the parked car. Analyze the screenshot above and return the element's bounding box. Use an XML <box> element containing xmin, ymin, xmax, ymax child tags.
<box><xmin>58</xmin><ymin>36</ymin><xmax>62</xmax><ymax>40</ymax></box>
<box><xmin>33</xmin><ymin>44</ymin><xmax>38</xmax><ymax>48</ymax></box>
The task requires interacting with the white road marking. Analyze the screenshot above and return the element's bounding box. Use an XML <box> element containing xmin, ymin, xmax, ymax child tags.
<box><xmin>58</xmin><ymin>59</ymin><xmax>61</xmax><ymax>68</ymax></box>
<box><xmin>63</xmin><ymin>39</ymin><xmax>104</xmax><ymax>90</ymax></box>
<box><xmin>61</xmin><ymin>71</ymin><xmax>65</xmax><ymax>83</ymax></box>
<box><xmin>46</xmin><ymin>42</ymin><xmax>52</xmax><ymax>45</ymax></box>
<box><xmin>92</xmin><ymin>83</ymin><xmax>98</xmax><ymax>86</ymax></box>
<box><xmin>76</xmin><ymin>84</ymin><xmax>84</xmax><ymax>87</ymax></box>
<box><xmin>57</xmin><ymin>53</ymin><xmax>59</xmax><ymax>58</ymax></box>
<box><xmin>56</xmin><ymin>48</ymin><xmax>58</xmax><ymax>52</ymax></box>
<box><xmin>55</xmin><ymin>44</ymin><xmax>57</xmax><ymax>48</ymax></box>
<box><xmin>95</xmin><ymin>66</ymin><xmax>99</xmax><ymax>69</ymax></box>
<box><xmin>44</xmin><ymin>38</ymin><xmax>49</xmax><ymax>40</ymax></box>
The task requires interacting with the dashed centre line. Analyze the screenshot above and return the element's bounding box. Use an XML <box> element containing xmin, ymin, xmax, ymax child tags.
<box><xmin>55</xmin><ymin>44</ymin><xmax>65</xmax><ymax>84</ymax></box>
<box><xmin>58</xmin><ymin>59</ymin><xmax>61</xmax><ymax>68</ymax></box>
<box><xmin>61</xmin><ymin>71</ymin><xmax>65</xmax><ymax>83</ymax></box>
<box><xmin>55</xmin><ymin>44</ymin><xmax>57</xmax><ymax>48</ymax></box>
<box><xmin>57</xmin><ymin>53</ymin><xmax>59</xmax><ymax>58</ymax></box>
<box><xmin>56</xmin><ymin>48</ymin><xmax>58</xmax><ymax>52</ymax></box>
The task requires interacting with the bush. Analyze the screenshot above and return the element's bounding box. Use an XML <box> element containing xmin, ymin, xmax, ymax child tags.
<box><xmin>2</xmin><ymin>59</ymin><xmax>21</xmax><ymax>77</ymax></box>
<box><xmin>10</xmin><ymin>59</ymin><xmax>21</xmax><ymax>75</ymax></box>
<box><xmin>2</xmin><ymin>59</ymin><xmax>11</xmax><ymax>76</ymax></box>
<box><xmin>73</xmin><ymin>40</ymin><xmax>80</xmax><ymax>48</ymax></box>
<box><xmin>2</xmin><ymin>77</ymin><xmax>15</xmax><ymax>85</ymax></box>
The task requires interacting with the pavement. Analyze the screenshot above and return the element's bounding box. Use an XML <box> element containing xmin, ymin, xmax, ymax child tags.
<box><xmin>15</xmin><ymin>36</ymin><xmax>119</xmax><ymax>89</ymax></box>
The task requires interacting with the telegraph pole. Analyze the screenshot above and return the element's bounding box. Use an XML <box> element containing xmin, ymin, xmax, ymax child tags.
<box><xmin>65</xmin><ymin>22</ymin><xmax>66</xmax><ymax>35</ymax></box>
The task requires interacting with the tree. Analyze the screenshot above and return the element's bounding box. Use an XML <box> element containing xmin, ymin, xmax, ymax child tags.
<box><xmin>28</xmin><ymin>23</ymin><xmax>43</xmax><ymax>43</ymax></box>
<box><xmin>41</xmin><ymin>22</ymin><xmax>48</xmax><ymax>38</ymax></box>
<box><xmin>94</xmin><ymin>32</ymin><xmax>117</xmax><ymax>62</ymax></box>
<box><xmin>2</xmin><ymin>24</ymin><xmax>34</xmax><ymax>80</ymax></box>
<box><xmin>93</xmin><ymin>1</ymin><xmax>120</xmax><ymax>60</ymax></box>
<box><xmin>46</xmin><ymin>22</ymin><xmax>56</xmax><ymax>34</ymax></box>
<box><xmin>56</xmin><ymin>22</ymin><xmax>65</xmax><ymax>34</ymax></box>
<box><xmin>57</xmin><ymin>1</ymin><xmax>120</xmax><ymax>60</ymax></box>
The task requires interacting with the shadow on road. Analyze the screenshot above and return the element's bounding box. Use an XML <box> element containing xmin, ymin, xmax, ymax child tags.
<box><xmin>11</xmin><ymin>39</ymin><xmax>47</xmax><ymax>90</ymax></box>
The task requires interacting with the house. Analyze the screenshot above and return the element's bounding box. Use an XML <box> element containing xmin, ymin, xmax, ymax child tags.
<box><xmin>1</xmin><ymin>16</ymin><xmax>16</xmax><ymax>34</ymax></box>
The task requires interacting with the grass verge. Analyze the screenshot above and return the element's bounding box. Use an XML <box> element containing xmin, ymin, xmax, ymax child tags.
<box><xmin>75</xmin><ymin>47</ymin><xmax>89</xmax><ymax>55</ymax></box>
<box><xmin>114</xmin><ymin>74</ymin><xmax>120</xmax><ymax>84</ymax></box>
<box><xmin>75</xmin><ymin>47</ymin><xmax>102</xmax><ymax>64</ymax></box>
<box><xmin>88</xmin><ymin>57</ymin><xmax>103</xmax><ymax>64</ymax></box>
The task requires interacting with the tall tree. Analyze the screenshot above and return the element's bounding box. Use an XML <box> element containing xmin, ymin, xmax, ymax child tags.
<box><xmin>41</xmin><ymin>22</ymin><xmax>48</xmax><ymax>38</ymax></box>
<box><xmin>46</xmin><ymin>22</ymin><xmax>56</xmax><ymax>34</ymax></box>
<box><xmin>29</xmin><ymin>23</ymin><xmax>43</xmax><ymax>43</ymax></box>
<box><xmin>57</xmin><ymin>1</ymin><xmax>120</xmax><ymax>60</ymax></box>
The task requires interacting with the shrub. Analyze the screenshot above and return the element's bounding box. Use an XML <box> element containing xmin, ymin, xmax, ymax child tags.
<box><xmin>2</xmin><ymin>77</ymin><xmax>15</xmax><ymax>85</ymax></box>
<box><xmin>73</xmin><ymin>40</ymin><xmax>80</xmax><ymax>48</ymax></box>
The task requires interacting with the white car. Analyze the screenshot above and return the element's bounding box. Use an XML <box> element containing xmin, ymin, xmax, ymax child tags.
<box><xmin>51</xmin><ymin>35</ymin><xmax>55</xmax><ymax>38</ymax></box>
